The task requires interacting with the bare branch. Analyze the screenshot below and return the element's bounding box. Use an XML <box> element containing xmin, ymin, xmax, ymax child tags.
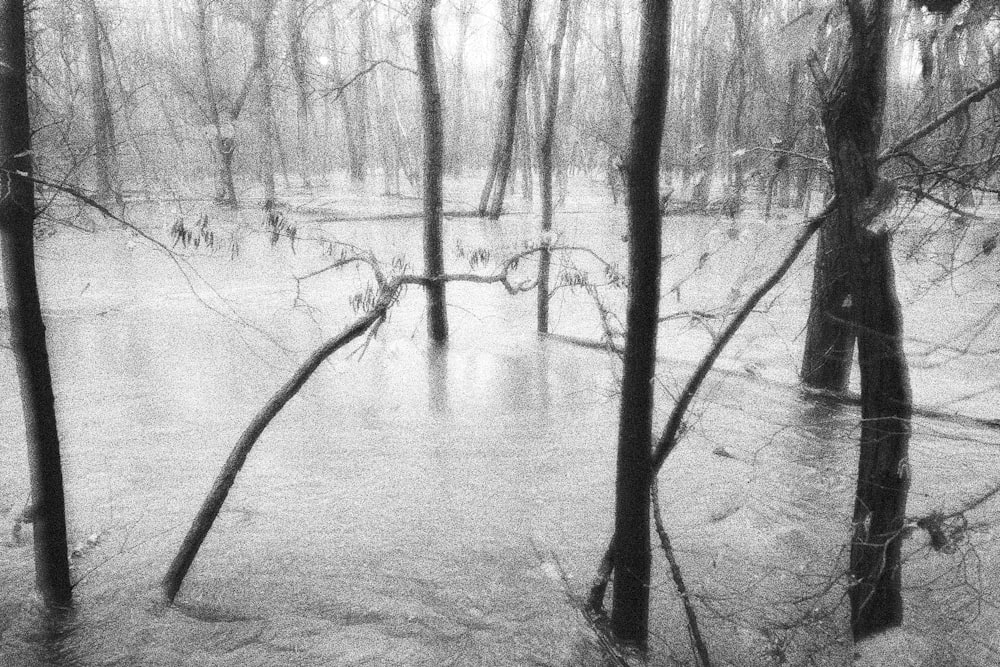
<box><xmin>880</xmin><ymin>75</ymin><xmax>1000</xmax><ymax>163</ymax></box>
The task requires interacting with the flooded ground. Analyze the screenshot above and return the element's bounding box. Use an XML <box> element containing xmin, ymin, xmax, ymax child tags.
<box><xmin>2</xmin><ymin>178</ymin><xmax>998</xmax><ymax>665</ymax></box>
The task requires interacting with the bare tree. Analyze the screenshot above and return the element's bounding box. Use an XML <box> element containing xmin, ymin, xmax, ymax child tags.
<box><xmin>536</xmin><ymin>0</ymin><xmax>572</xmax><ymax>334</ymax></box>
<box><xmin>82</xmin><ymin>0</ymin><xmax>120</xmax><ymax>208</ymax></box>
<box><xmin>0</xmin><ymin>0</ymin><xmax>73</xmax><ymax>609</ymax></box>
<box><xmin>478</xmin><ymin>0</ymin><xmax>533</xmax><ymax>219</ymax></box>
<box><xmin>610</xmin><ymin>0</ymin><xmax>671</xmax><ymax>648</ymax></box>
<box><xmin>416</xmin><ymin>0</ymin><xmax>447</xmax><ymax>343</ymax></box>
<box><xmin>810</xmin><ymin>0</ymin><xmax>911</xmax><ymax>639</ymax></box>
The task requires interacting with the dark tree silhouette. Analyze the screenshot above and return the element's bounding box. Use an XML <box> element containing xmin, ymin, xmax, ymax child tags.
<box><xmin>415</xmin><ymin>0</ymin><xmax>447</xmax><ymax>342</ymax></box>
<box><xmin>611</xmin><ymin>0</ymin><xmax>671</xmax><ymax>648</ymax></box>
<box><xmin>0</xmin><ymin>0</ymin><xmax>73</xmax><ymax>609</ymax></box>
<box><xmin>536</xmin><ymin>0</ymin><xmax>571</xmax><ymax>334</ymax></box>
<box><xmin>811</xmin><ymin>0</ymin><xmax>912</xmax><ymax>639</ymax></box>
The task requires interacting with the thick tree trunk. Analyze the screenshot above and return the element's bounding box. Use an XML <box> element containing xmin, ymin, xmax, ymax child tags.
<box><xmin>611</xmin><ymin>0</ymin><xmax>671</xmax><ymax>648</ymax></box>
<box><xmin>0</xmin><ymin>0</ymin><xmax>73</xmax><ymax>609</ymax></box>
<box><xmin>82</xmin><ymin>0</ymin><xmax>120</xmax><ymax>208</ymax></box>
<box><xmin>536</xmin><ymin>0</ymin><xmax>571</xmax><ymax>334</ymax></box>
<box><xmin>478</xmin><ymin>0</ymin><xmax>533</xmax><ymax>219</ymax></box>
<box><xmin>415</xmin><ymin>0</ymin><xmax>448</xmax><ymax>343</ymax></box>
<box><xmin>848</xmin><ymin>229</ymin><xmax>911</xmax><ymax>640</ymax></box>
<box><xmin>815</xmin><ymin>0</ymin><xmax>910</xmax><ymax>640</ymax></box>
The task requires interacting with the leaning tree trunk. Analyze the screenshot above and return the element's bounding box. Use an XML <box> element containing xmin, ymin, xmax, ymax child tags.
<box><xmin>817</xmin><ymin>0</ymin><xmax>911</xmax><ymax>640</ymax></box>
<box><xmin>611</xmin><ymin>0</ymin><xmax>671</xmax><ymax>648</ymax></box>
<box><xmin>0</xmin><ymin>0</ymin><xmax>73</xmax><ymax>609</ymax></box>
<box><xmin>536</xmin><ymin>0</ymin><xmax>571</xmax><ymax>334</ymax></box>
<box><xmin>415</xmin><ymin>0</ymin><xmax>448</xmax><ymax>343</ymax></box>
<box><xmin>478</xmin><ymin>0</ymin><xmax>533</xmax><ymax>219</ymax></box>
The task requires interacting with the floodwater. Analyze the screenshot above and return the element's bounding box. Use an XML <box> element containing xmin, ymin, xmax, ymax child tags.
<box><xmin>2</xmin><ymin>185</ymin><xmax>998</xmax><ymax>665</ymax></box>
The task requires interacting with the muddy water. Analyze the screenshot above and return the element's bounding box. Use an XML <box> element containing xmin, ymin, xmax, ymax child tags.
<box><xmin>1</xmin><ymin>197</ymin><xmax>998</xmax><ymax>665</ymax></box>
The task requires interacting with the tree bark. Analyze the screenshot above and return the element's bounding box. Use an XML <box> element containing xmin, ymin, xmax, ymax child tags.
<box><xmin>536</xmin><ymin>0</ymin><xmax>571</xmax><ymax>334</ymax></box>
<box><xmin>816</xmin><ymin>0</ymin><xmax>911</xmax><ymax>640</ymax></box>
<box><xmin>0</xmin><ymin>0</ymin><xmax>73</xmax><ymax>609</ymax></box>
<box><xmin>415</xmin><ymin>0</ymin><xmax>448</xmax><ymax>343</ymax></box>
<box><xmin>478</xmin><ymin>0</ymin><xmax>533</xmax><ymax>219</ymax></box>
<box><xmin>611</xmin><ymin>0</ymin><xmax>671</xmax><ymax>649</ymax></box>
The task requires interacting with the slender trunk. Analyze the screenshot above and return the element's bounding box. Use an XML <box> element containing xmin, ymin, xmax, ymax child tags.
<box><xmin>447</xmin><ymin>1</ymin><xmax>472</xmax><ymax>175</ymax></box>
<box><xmin>353</xmin><ymin>6</ymin><xmax>372</xmax><ymax>184</ymax></box>
<box><xmin>611</xmin><ymin>0</ymin><xmax>671</xmax><ymax>648</ymax></box>
<box><xmin>252</xmin><ymin>0</ymin><xmax>276</xmax><ymax>207</ymax></box>
<box><xmin>537</xmin><ymin>0</ymin><xmax>571</xmax><ymax>334</ymax></box>
<box><xmin>555</xmin><ymin>1</ymin><xmax>581</xmax><ymax>199</ymax></box>
<box><xmin>287</xmin><ymin>0</ymin><xmax>311</xmax><ymax>188</ymax></box>
<box><xmin>82</xmin><ymin>0</ymin><xmax>120</xmax><ymax>207</ymax></box>
<box><xmin>0</xmin><ymin>0</ymin><xmax>73</xmax><ymax>609</ymax></box>
<box><xmin>692</xmin><ymin>43</ymin><xmax>719</xmax><ymax>205</ymax></box>
<box><xmin>328</xmin><ymin>17</ymin><xmax>364</xmax><ymax>184</ymax></box>
<box><xmin>415</xmin><ymin>0</ymin><xmax>447</xmax><ymax>343</ymax></box>
<box><xmin>478</xmin><ymin>0</ymin><xmax>533</xmax><ymax>218</ymax></box>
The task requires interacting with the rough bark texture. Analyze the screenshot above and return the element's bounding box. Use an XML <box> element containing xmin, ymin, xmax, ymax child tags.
<box><xmin>611</xmin><ymin>0</ymin><xmax>671</xmax><ymax>648</ymax></box>
<box><xmin>415</xmin><ymin>0</ymin><xmax>448</xmax><ymax>343</ymax></box>
<box><xmin>0</xmin><ymin>0</ymin><xmax>73</xmax><ymax>608</ymax></box>
<box><xmin>477</xmin><ymin>0</ymin><xmax>533</xmax><ymax>218</ymax></box>
<box><xmin>536</xmin><ymin>0</ymin><xmax>571</xmax><ymax>334</ymax></box>
<box><xmin>817</xmin><ymin>0</ymin><xmax>911</xmax><ymax>640</ymax></box>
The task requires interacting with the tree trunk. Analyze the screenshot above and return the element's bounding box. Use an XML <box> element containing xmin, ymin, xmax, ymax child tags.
<box><xmin>478</xmin><ymin>0</ymin><xmax>533</xmax><ymax>219</ymax></box>
<box><xmin>251</xmin><ymin>0</ymin><xmax>277</xmax><ymax>207</ymax></box>
<box><xmin>193</xmin><ymin>0</ymin><xmax>237</xmax><ymax>206</ymax></box>
<box><xmin>692</xmin><ymin>43</ymin><xmax>720</xmax><ymax>205</ymax></box>
<box><xmin>536</xmin><ymin>0</ymin><xmax>571</xmax><ymax>334</ymax></box>
<box><xmin>555</xmin><ymin>0</ymin><xmax>581</xmax><ymax>199</ymax></box>
<box><xmin>0</xmin><ymin>0</ymin><xmax>73</xmax><ymax>609</ymax></box>
<box><xmin>287</xmin><ymin>0</ymin><xmax>311</xmax><ymax>189</ymax></box>
<box><xmin>82</xmin><ymin>0</ymin><xmax>120</xmax><ymax>208</ymax></box>
<box><xmin>353</xmin><ymin>6</ymin><xmax>372</xmax><ymax>184</ymax></box>
<box><xmin>816</xmin><ymin>0</ymin><xmax>911</xmax><ymax>640</ymax></box>
<box><xmin>415</xmin><ymin>0</ymin><xmax>448</xmax><ymax>343</ymax></box>
<box><xmin>611</xmin><ymin>0</ymin><xmax>671</xmax><ymax>648</ymax></box>
<box><xmin>328</xmin><ymin>17</ymin><xmax>365</xmax><ymax>185</ymax></box>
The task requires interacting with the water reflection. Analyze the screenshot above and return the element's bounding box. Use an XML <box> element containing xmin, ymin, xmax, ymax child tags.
<box><xmin>426</xmin><ymin>342</ymin><xmax>449</xmax><ymax>416</ymax></box>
